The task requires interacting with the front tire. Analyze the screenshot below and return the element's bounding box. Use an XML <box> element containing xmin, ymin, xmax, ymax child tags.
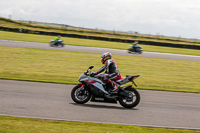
<box><xmin>71</xmin><ymin>84</ymin><xmax>91</xmax><ymax>104</ymax></box>
<box><xmin>128</xmin><ymin>48</ymin><xmax>132</xmax><ymax>53</ymax></box>
<box><xmin>118</xmin><ymin>88</ymin><xmax>140</xmax><ymax>108</ymax></box>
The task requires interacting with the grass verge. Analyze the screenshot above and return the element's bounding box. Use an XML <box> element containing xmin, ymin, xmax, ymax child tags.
<box><xmin>1</xmin><ymin>16</ymin><xmax>200</xmax><ymax>47</ymax></box>
<box><xmin>0</xmin><ymin>46</ymin><xmax>200</xmax><ymax>93</ymax></box>
<box><xmin>0</xmin><ymin>115</ymin><xmax>199</xmax><ymax>133</ymax></box>
<box><xmin>0</xmin><ymin>30</ymin><xmax>200</xmax><ymax>56</ymax></box>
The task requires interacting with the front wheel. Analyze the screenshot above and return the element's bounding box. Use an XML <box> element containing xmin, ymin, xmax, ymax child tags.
<box><xmin>71</xmin><ymin>84</ymin><xmax>91</xmax><ymax>104</ymax></box>
<box><xmin>50</xmin><ymin>42</ymin><xmax>54</xmax><ymax>47</ymax></box>
<box><xmin>118</xmin><ymin>88</ymin><xmax>140</xmax><ymax>108</ymax></box>
<box><xmin>58</xmin><ymin>42</ymin><xmax>65</xmax><ymax>47</ymax></box>
<box><xmin>128</xmin><ymin>48</ymin><xmax>132</xmax><ymax>53</ymax></box>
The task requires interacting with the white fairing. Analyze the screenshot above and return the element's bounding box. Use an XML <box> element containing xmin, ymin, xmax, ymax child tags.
<box><xmin>78</xmin><ymin>73</ymin><xmax>87</xmax><ymax>81</ymax></box>
<box><xmin>84</xmin><ymin>77</ymin><xmax>109</xmax><ymax>95</ymax></box>
<box><xmin>58</xmin><ymin>40</ymin><xmax>63</xmax><ymax>42</ymax></box>
<box><xmin>93</xmin><ymin>82</ymin><xmax>108</xmax><ymax>94</ymax></box>
<box><xmin>79</xmin><ymin>73</ymin><xmax>109</xmax><ymax>95</ymax></box>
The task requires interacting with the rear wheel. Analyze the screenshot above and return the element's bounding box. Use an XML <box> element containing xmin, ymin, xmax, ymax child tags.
<box><xmin>57</xmin><ymin>42</ymin><xmax>63</xmax><ymax>47</ymax></box>
<box><xmin>61</xmin><ymin>43</ymin><xmax>65</xmax><ymax>47</ymax></box>
<box><xmin>71</xmin><ymin>84</ymin><xmax>91</xmax><ymax>104</ymax></box>
<box><xmin>118</xmin><ymin>88</ymin><xmax>140</xmax><ymax>108</ymax></box>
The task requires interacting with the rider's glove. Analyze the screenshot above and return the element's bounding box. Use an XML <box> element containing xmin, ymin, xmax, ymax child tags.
<box><xmin>90</xmin><ymin>72</ymin><xmax>97</xmax><ymax>77</ymax></box>
<box><xmin>102</xmin><ymin>75</ymin><xmax>110</xmax><ymax>82</ymax></box>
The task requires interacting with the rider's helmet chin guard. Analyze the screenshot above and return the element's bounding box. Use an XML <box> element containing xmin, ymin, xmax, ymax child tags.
<box><xmin>101</xmin><ymin>52</ymin><xmax>112</xmax><ymax>64</ymax></box>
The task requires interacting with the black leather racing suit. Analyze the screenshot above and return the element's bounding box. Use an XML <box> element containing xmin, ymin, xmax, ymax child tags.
<box><xmin>96</xmin><ymin>58</ymin><xmax>121</xmax><ymax>91</ymax></box>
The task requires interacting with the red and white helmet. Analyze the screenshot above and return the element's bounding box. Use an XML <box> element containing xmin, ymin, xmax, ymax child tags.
<box><xmin>101</xmin><ymin>52</ymin><xmax>112</xmax><ymax>64</ymax></box>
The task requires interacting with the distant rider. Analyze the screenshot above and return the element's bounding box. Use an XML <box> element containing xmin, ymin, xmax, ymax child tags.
<box><xmin>132</xmin><ymin>41</ymin><xmax>139</xmax><ymax>51</ymax></box>
<box><xmin>54</xmin><ymin>35</ymin><xmax>61</xmax><ymax>46</ymax></box>
<box><xmin>91</xmin><ymin>52</ymin><xmax>122</xmax><ymax>94</ymax></box>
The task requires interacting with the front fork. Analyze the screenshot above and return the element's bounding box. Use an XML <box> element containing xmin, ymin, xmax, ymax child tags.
<box><xmin>80</xmin><ymin>83</ymin><xmax>85</xmax><ymax>89</ymax></box>
<box><xmin>79</xmin><ymin>84</ymin><xmax>89</xmax><ymax>95</ymax></box>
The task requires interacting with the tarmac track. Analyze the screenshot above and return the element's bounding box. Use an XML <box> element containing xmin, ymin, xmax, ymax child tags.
<box><xmin>0</xmin><ymin>39</ymin><xmax>200</xmax><ymax>61</ymax></box>
<box><xmin>0</xmin><ymin>80</ymin><xmax>200</xmax><ymax>130</ymax></box>
<box><xmin>0</xmin><ymin>40</ymin><xmax>200</xmax><ymax>129</ymax></box>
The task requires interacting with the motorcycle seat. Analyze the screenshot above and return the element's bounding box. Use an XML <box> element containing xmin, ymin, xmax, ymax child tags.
<box><xmin>116</xmin><ymin>75</ymin><xmax>140</xmax><ymax>85</ymax></box>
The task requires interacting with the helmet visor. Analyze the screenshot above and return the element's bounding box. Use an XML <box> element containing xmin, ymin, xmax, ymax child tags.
<box><xmin>101</xmin><ymin>58</ymin><xmax>104</xmax><ymax>64</ymax></box>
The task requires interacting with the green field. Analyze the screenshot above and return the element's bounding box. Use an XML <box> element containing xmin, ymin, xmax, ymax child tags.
<box><xmin>0</xmin><ymin>115</ymin><xmax>199</xmax><ymax>133</ymax></box>
<box><xmin>0</xmin><ymin>46</ymin><xmax>200</xmax><ymax>93</ymax></box>
<box><xmin>1</xmin><ymin>16</ymin><xmax>200</xmax><ymax>47</ymax></box>
<box><xmin>0</xmin><ymin>30</ymin><xmax>200</xmax><ymax>56</ymax></box>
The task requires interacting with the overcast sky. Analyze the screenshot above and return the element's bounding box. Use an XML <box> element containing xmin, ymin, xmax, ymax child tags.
<box><xmin>1</xmin><ymin>0</ymin><xmax>200</xmax><ymax>39</ymax></box>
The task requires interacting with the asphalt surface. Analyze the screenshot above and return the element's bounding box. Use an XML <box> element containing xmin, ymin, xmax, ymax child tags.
<box><xmin>0</xmin><ymin>39</ymin><xmax>200</xmax><ymax>129</ymax></box>
<box><xmin>0</xmin><ymin>79</ymin><xmax>200</xmax><ymax>129</ymax></box>
<box><xmin>0</xmin><ymin>39</ymin><xmax>200</xmax><ymax>61</ymax></box>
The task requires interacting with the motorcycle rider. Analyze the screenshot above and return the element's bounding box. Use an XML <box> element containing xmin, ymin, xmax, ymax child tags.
<box><xmin>91</xmin><ymin>52</ymin><xmax>122</xmax><ymax>94</ymax></box>
<box><xmin>54</xmin><ymin>35</ymin><xmax>61</xmax><ymax>46</ymax></box>
<box><xmin>132</xmin><ymin>41</ymin><xmax>139</xmax><ymax>51</ymax></box>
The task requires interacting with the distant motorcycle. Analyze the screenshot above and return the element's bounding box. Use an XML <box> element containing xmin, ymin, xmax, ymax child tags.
<box><xmin>128</xmin><ymin>45</ymin><xmax>142</xmax><ymax>54</ymax></box>
<box><xmin>50</xmin><ymin>40</ymin><xmax>65</xmax><ymax>47</ymax></box>
<box><xmin>71</xmin><ymin>66</ymin><xmax>140</xmax><ymax>108</ymax></box>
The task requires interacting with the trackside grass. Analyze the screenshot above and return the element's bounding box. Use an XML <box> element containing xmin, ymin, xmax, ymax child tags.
<box><xmin>0</xmin><ymin>116</ymin><xmax>199</xmax><ymax>133</ymax></box>
<box><xmin>1</xmin><ymin>16</ymin><xmax>200</xmax><ymax>47</ymax></box>
<box><xmin>0</xmin><ymin>46</ymin><xmax>200</xmax><ymax>93</ymax></box>
<box><xmin>0</xmin><ymin>30</ymin><xmax>200</xmax><ymax>56</ymax></box>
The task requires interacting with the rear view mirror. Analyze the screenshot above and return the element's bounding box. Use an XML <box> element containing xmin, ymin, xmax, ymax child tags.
<box><xmin>89</xmin><ymin>66</ymin><xmax>94</xmax><ymax>69</ymax></box>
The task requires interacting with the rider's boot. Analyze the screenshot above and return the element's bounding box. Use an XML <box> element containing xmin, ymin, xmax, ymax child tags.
<box><xmin>109</xmin><ymin>81</ymin><xmax>120</xmax><ymax>95</ymax></box>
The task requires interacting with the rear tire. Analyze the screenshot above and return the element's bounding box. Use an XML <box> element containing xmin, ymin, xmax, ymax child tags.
<box><xmin>71</xmin><ymin>84</ymin><xmax>91</xmax><ymax>104</ymax></box>
<box><xmin>118</xmin><ymin>88</ymin><xmax>140</xmax><ymax>108</ymax></box>
<box><xmin>61</xmin><ymin>43</ymin><xmax>65</xmax><ymax>47</ymax></box>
